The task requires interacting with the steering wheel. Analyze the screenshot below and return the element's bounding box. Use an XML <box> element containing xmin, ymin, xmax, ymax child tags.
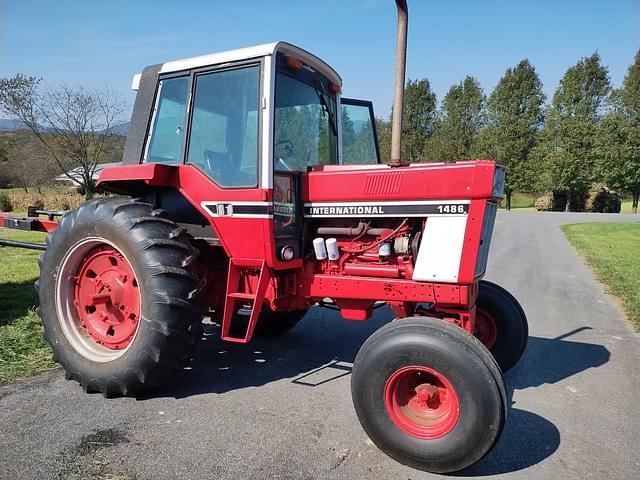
<box><xmin>275</xmin><ymin>140</ymin><xmax>295</xmax><ymax>171</ymax></box>
<box><xmin>275</xmin><ymin>140</ymin><xmax>296</xmax><ymax>154</ymax></box>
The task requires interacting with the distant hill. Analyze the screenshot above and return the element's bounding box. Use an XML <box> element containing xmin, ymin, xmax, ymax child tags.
<box><xmin>109</xmin><ymin>122</ymin><xmax>130</xmax><ymax>136</ymax></box>
<box><xmin>0</xmin><ymin>118</ymin><xmax>29</xmax><ymax>131</ymax></box>
<box><xmin>0</xmin><ymin>118</ymin><xmax>130</xmax><ymax>136</ymax></box>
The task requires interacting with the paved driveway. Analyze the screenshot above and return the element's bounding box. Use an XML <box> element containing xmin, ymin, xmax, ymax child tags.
<box><xmin>1</xmin><ymin>212</ymin><xmax>639</xmax><ymax>480</ymax></box>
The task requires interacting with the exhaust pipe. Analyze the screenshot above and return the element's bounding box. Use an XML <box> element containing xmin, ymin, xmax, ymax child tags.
<box><xmin>390</xmin><ymin>0</ymin><xmax>408</xmax><ymax>163</ymax></box>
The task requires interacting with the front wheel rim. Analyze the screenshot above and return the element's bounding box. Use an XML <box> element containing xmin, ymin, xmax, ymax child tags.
<box><xmin>384</xmin><ymin>366</ymin><xmax>460</xmax><ymax>439</ymax></box>
<box><xmin>56</xmin><ymin>238</ymin><xmax>142</xmax><ymax>362</ymax></box>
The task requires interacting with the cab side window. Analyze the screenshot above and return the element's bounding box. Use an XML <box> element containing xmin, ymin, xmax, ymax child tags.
<box><xmin>145</xmin><ymin>76</ymin><xmax>189</xmax><ymax>164</ymax></box>
<box><xmin>341</xmin><ymin>99</ymin><xmax>379</xmax><ymax>165</ymax></box>
<box><xmin>187</xmin><ymin>65</ymin><xmax>260</xmax><ymax>188</ymax></box>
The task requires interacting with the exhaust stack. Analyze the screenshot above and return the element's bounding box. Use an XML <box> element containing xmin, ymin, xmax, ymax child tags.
<box><xmin>390</xmin><ymin>0</ymin><xmax>408</xmax><ymax>163</ymax></box>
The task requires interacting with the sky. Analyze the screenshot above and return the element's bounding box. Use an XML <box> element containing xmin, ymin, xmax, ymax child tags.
<box><xmin>1</xmin><ymin>0</ymin><xmax>639</xmax><ymax>119</ymax></box>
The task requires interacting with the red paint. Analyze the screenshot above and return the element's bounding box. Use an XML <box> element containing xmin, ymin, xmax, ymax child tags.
<box><xmin>457</xmin><ymin>199</ymin><xmax>488</xmax><ymax>284</ymax></box>
<box><xmin>73</xmin><ymin>245</ymin><xmax>140</xmax><ymax>350</ymax></box>
<box><xmin>302</xmin><ymin>160</ymin><xmax>497</xmax><ymax>202</ymax></box>
<box><xmin>384</xmin><ymin>366</ymin><xmax>460</xmax><ymax>439</ymax></box>
<box><xmin>0</xmin><ymin>214</ymin><xmax>58</xmax><ymax>233</ymax></box>
<box><xmin>334</xmin><ymin>299</ymin><xmax>374</xmax><ymax>320</ymax></box>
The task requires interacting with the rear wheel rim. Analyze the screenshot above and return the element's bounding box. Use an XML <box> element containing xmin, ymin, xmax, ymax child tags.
<box><xmin>475</xmin><ymin>308</ymin><xmax>498</xmax><ymax>349</ymax></box>
<box><xmin>384</xmin><ymin>366</ymin><xmax>460</xmax><ymax>439</ymax></box>
<box><xmin>56</xmin><ymin>238</ymin><xmax>141</xmax><ymax>362</ymax></box>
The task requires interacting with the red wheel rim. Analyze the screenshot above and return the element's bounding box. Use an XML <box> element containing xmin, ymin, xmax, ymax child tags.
<box><xmin>73</xmin><ymin>245</ymin><xmax>140</xmax><ymax>350</ymax></box>
<box><xmin>475</xmin><ymin>308</ymin><xmax>497</xmax><ymax>349</ymax></box>
<box><xmin>384</xmin><ymin>366</ymin><xmax>460</xmax><ymax>439</ymax></box>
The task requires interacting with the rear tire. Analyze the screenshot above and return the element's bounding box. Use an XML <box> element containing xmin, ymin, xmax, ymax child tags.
<box><xmin>351</xmin><ymin>317</ymin><xmax>507</xmax><ymax>473</ymax></box>
<box><xmin>475</xmin><ymin>280</ymin><xmax>528</xmax><ymax>372</ymax></box>
<box><xmin>37</xmin><ymin>196</ymin><xmax>206</xmax><ymax>397</ymax></box>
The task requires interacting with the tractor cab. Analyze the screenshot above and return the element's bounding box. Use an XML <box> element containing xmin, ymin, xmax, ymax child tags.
<box><xmin>103</xmin><ymin>42</ymin><xmax>380</xmax><ymax>267</ymax></box>
<box><xmin>126</xmin><ymin>42</ymin><xmax>379</xmax><ymax>174</ymax></box>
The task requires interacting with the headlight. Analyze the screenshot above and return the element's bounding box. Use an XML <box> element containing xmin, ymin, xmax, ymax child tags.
<box><xmin>492</xmin><ymin>166</ymin><xmax>506</xmax><ymax>198</ymax></box>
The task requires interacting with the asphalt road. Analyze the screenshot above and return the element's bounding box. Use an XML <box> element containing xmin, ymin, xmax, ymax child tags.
<box><xmin>1</xmin><ymin>211</ymin><xmax>639</xmax><ymax>480</ymax></box>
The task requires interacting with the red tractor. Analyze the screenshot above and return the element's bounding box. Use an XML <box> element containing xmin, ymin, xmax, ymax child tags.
<box><xmin>0</xmin><ymin>2</ymin><xmax>528</xmax><ymax>473</ymax></box>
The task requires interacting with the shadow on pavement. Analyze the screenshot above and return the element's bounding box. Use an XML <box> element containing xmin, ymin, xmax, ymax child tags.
<box><xmin>143</xmin><ymin>309</ymin><xmax>610</xmax><ymax>476</ymax></box>
<box><xmin>143</xmin><ymin>307</ymin><xmax>391</xmax><ymax>399</ymax></box>
<box><xmin>459</xmin><ymin>408</ymin><xmax>561</xmax><ymax>476</ymax></box>
<box><xmin>460</xmin><ymin>328</ymin><xmax>610</xmax><ymax>476</ymax></box>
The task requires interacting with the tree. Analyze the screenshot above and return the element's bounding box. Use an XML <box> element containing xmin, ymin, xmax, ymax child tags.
<box><xmin>598</xmin><ymin>50</ymin><xmax>640</xmax><ymax>213</ymax></box>
<box><xmin>6</xmin><ymin>133</ymin><xmax>58</xmax><ymax>192</ymax></box>
<box><xmin>485</xmin><ymin>60</ymin><xmax>545</xmax><ymax>209</ymax></box>
<box><xmin>596</xmin><ymin>113</ymin><xmax>640</xmax><ymax>212</ymax></box>
<box><xmin>540</xmin><ymin>53</ymin><xmax>610</xmax><ymax>211</ymax></box>
<box><xmin>376</xmin><ymin>118</ymin><xmax>392</xmax><ymax>162</ymax></box>
<box><xmin>427</xmin><ymin>76</ymin><xmax>485</xmax><ymax>162</ymax></box>
<box><xmin>0</xmin><ymin>74</ymin><xmax>125</xmax><ymax>199</ymax></box>
<box><xmin>401</xmin><ymin>78</ymin><xmax>436</xmax><ymax>162</ymax></box>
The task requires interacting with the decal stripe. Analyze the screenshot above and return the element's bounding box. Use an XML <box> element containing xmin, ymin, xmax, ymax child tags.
<box><xmin>201</xmin><ymin>202</ymin><xmax>273</xmax><ymax>218</ymax></box>
<box><xmin>303</xmin><ymin>200</ymin><xmax>470</xmax><ymax>218</ymax></box>
<box><xmin>232</xmin><ymin>204</ymin><xmax>273</xmax><ymax>215</ymax></box>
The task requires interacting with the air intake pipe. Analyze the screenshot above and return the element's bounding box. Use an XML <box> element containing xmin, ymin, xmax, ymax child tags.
<box><xmin>390</xmin><ymin>0</ymin><xmax>408</xmax><ymax>163</ymax></box>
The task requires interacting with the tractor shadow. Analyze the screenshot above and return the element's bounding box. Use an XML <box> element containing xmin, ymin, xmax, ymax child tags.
<box><xmin>146</xmin><ymin>313</ymin><xmax>610</xmax><ymax>476</ymax></box>
<box><xmin>0</xmin><ymin>278</ymin><xmax>39</xmax><ymax>327</ymax></box>
<box><xmin>459</xmin><ymin>327</ymin><xmax>610</xmax><ymax>476</ymax></box>
<box><xmin>147</xmin><ymin>306</ymin><xmax>393</xmax><ymax>398</ymax></box>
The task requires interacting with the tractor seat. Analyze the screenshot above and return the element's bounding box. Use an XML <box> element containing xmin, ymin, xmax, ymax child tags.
<box><xmin>203</xmin><ymin>150</ymin><xmax>254</xmax><ymax>187</ymax></box>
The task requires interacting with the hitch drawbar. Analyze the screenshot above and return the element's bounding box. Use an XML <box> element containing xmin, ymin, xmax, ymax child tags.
<box><xmin>0</xmin><ymin>206</ymin><xmax>62</xmax><ymax>250</ymax></box>
<box><xmin>0</xmin><ymin>238</ymin><xmax>47</xmax><ymax>250</ymax></box>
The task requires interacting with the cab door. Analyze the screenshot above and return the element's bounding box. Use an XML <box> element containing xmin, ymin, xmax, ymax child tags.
<box><xmin>340</xmin><ymin>98</ymin><xmax>380</xmax><ymax>165</ymax></box>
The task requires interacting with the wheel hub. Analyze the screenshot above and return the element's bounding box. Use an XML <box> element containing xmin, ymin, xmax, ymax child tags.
<box><xmin>384</xmin><ymin>366</ymin><xmax>460</xmax><ymax>439</ymax></box>
<box><xmin>475</xmin><ymin>308</ymin><xmax>498</xmax><ymax>349</ymax></box>
<box><xmin>73</xmin><ymin>245</ymin><xmax>140</xmax><ymax>350</ymax></box>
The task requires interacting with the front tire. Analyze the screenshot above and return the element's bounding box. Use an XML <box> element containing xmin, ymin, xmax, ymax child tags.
<box><xmin>475</xmin><ymin>280</ymin><xmax>528</xmax><ymax>372</ymax></box>
<box><xmin>351</xmin><ymin>317</ymin><xmax>507</xmax><ymax>473</ymax></box>
<box><xmin>37</xmin><ymin>196</ymin><xmax>206</xmax><ymax>397</ymax></box>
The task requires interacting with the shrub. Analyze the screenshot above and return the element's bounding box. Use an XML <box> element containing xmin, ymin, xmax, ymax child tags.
<box><xmin>0</xmin><ymin>192</ymin><xmax>13</xmax><ymax>212</ymax></box>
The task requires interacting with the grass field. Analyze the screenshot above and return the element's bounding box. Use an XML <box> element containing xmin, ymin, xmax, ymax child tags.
<box><xmin>621</xmin><ymin>200</ymin><xmax>635</xmax><ymax>214</ymax></box>
<box><xmin>0</xmin><ymin>228</ymin><xmax>55</xmax><ymax>382</ymax></box>
<box><xmin>561</xmin><ymin>222</ymin><xmax>640</xmax><ymax>329</ymax></box>
<box><xmin>0</xmin><ymin>186</ymin><xmax>85</xmax><ymax>213</ymax></box>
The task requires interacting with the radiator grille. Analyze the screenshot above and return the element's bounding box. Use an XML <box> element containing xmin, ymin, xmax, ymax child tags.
<box><xmin>362</xmin><ymin>172</ymin><xmax>404</xmax><ymax>196</ymax></box>
<box><xmin>475</xmin><ymin>202</ymin><xmax>498</xmax><ymax>276</ymax></box>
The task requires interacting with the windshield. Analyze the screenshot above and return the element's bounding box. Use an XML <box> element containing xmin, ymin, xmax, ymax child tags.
<box><xmin>273</xmin><ymin>72</ymin><xmax>337</xmax><ymax>172</ymax></box>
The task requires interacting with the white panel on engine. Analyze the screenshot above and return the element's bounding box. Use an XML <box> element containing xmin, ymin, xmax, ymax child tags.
<box><xmin>412</xmin><ymin>216</ymin><xmax>468</xmax><ymax>283</ymax></box>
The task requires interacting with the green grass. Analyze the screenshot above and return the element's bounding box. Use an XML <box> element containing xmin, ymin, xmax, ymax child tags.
<box><xmin>621</xmin><ymin>200</ymin><xmax>637</xmax><ymax>214</ymax></box>
<box><xmin>0</xmin><ymin>228</ymin><xmax>56</xmax><ymax>382</ymax></box>
<box><xmin>499</xmin><ymin>192</ymin><xmax>536</xmax><ymax>210</ymax></box>
<box><xmin>561</xmin><ymin>222</ymin><xmax>640</xmax><ymax>329</ymax></box>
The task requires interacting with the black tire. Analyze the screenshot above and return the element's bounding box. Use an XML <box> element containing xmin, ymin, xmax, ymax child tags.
<box><xmin>37</xmin><ymin>196</ymin><xmax>206</xmax><ymax>397</ymax></box>
<box><xmin>229</xmin><ymin>308</ymin><xmax>307</xmax><ymax>338</ymax></box>
<box><xmin>476</xmin><ymin>280</ymin><xmax>528</xmax><ymax>372</ymax></box>
<box><xmin>255</xmin><ymin>309</ymin><xmax>307</xmax><ymax>337</ymax></box>
<box><xmin>351</xmin><ymin>317</ymin><xmax>507</xmax><ymax>473</ymax></box>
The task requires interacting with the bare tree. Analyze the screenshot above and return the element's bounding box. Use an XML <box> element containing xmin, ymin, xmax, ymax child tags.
<box><xmin>0</xmin><ymin>74</ymin><xmax>126</xmax><ymax>199</ymax></box>
<box><xmin>8</xmin><ymin>135</ymin><xmax>57</xmax><ymax>193</ymax></box>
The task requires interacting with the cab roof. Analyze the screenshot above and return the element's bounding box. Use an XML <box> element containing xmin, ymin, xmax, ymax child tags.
<box><xmin>134</xmin><ymin>42</ymin><xmax>341</xmax><ymax>88</ymax></box>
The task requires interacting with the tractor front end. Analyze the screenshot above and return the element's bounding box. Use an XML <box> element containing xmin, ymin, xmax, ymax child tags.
<box><xmin>295</xmin><ymin>159</ymin><xmax>504</xmax><ymax>328</ymax></box>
